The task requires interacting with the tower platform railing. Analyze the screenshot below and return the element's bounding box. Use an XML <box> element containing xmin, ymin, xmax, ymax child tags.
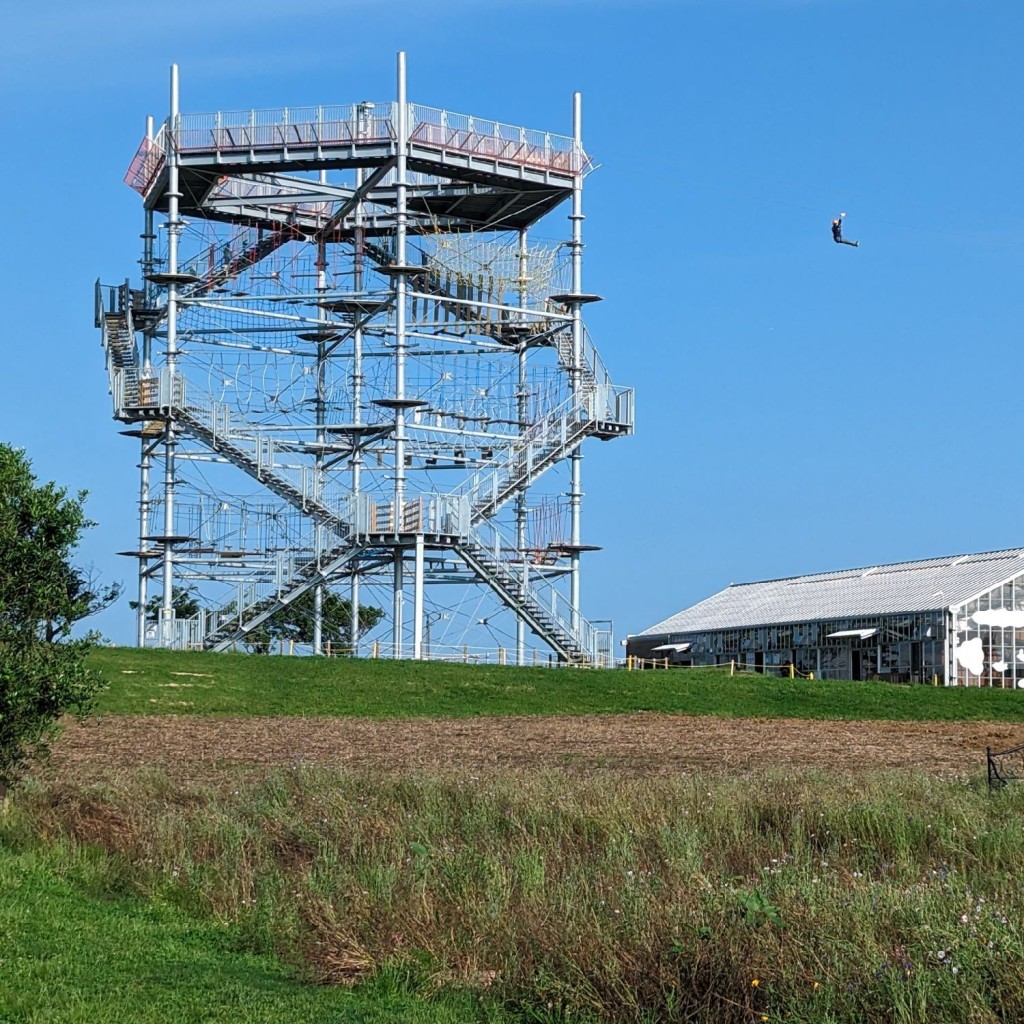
<box><xmin>126</xmin><ymin>102</ymin><xmax>586</xmax><ymax>197</ymax></box>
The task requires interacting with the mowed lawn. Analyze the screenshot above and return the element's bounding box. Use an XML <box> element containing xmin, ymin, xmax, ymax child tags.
<box><xmin>88</xmin><ymin>646</ymin><xmax>1024</xmax><ymax>722</ymax></box>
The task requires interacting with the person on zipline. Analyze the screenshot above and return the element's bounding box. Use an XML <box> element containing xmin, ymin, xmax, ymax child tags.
<box><xmin>832</xmin><ymin>212</ymin><xmax>859</xmax><ymax>247</ymax></box>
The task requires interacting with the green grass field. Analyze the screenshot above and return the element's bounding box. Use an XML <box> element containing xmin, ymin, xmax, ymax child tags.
<box><xmin>6</xmin><ymin>646</ymin><xmax>1023</xmax><ymax>1023</ymax></box>
<box><xmin>88</xmin><ymin>645</ymin><xmax>1024</xmax><ymax>722</ymax></box>
<box><xmin>0</xmin><ymin>839</ymin><xmax>506</xmax><ymax>1024</ymax></box>
<box><xmin>6</xmin><ymin>768</ymin><xmax>1024</xmax><ymax>1024</ymax></box>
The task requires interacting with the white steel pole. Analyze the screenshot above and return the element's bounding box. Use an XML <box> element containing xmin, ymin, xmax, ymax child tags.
<box><xmin>516</xmin><ymin>228</ymin><xmax>529</xmax><ymax>666</ymax></box>
<box><xmin>137</xmin><ymin>442</ymin><xmax>151</xmax><ymax>647</ymax></box>
<box><xmin>568</xmin><ymin>91</ymin><xmax>584</xmax><ymax>644</ymax></box>
<box><xmin>392</xmin><ymin>51</ymin><xmax>409</xmax><ymax>659</ymax></box>
<box><xmin>312</xmin><ymin>195</ymin><xmax>328</xmax><ymax>657</ymax></box>
<box><xmin>350</xmin><ymin>138</ymin><xmax>366</xmax><ymax>657</ymax></box>
<box><xmin>944</xmin><ymin>608</ymin><xmax>953</xmax><ymax>687</ymax></box>
<box><xmin>160</xmin><ymin>63</ymin><xmax>181</xmax><ymax>648</ymax></box>
<box><xmin>142</xmin><ymin>114</ymin><xmax>156</xmax><ymax>369</ymax></box>
<box><xmin>393</xmin><ymin>554</ymin><xmax>404</xmax><ymax>658</ymax></box>
<box><xmin>413</xmin><ymin>533</ymin><xmax>424</xmax><ymax>659</ymax></box>
<box><xmin>137</xmin><ymin>114</ymin><xmax>156</xmax><ymax>647</ymax></box>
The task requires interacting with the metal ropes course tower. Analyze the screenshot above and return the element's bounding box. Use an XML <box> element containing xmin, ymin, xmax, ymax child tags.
<box><xmin>96</xmin><ymin>54</ymin><xmax>633</xmax><ymax>664</ymax></box>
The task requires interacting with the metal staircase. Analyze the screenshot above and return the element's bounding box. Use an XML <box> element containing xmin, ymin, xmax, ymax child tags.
<box><xmin>448</xmin><ymin>388</ymin><xmax>627</xmax><ymax>663</ymax></box>
<box><xmin>174</xmin><ymin>393</ymin><xmax>348</xmax><ymax>529</ymax></box>
<box><xmin>96</xmin><ymin>281</ymin><xmax>141</xmax><ymax>407</ymax></box>
<box><xmin>182</xmin><ymin>225</ymin><xmax>299</xmax><ymax>300</ymax></box>
<box><xmin>456</xmin><ymin>519</ymin><xmax>606</xmax><ymax>664</ymax></box>
<box><xmin>204</xmin><ymin>541</ymin><xmax>362</xmax><ymax>651</ymax></box>
<box><xmin>457</xmin><ymin>392</ymin><xmax>594</xmax><ymax>521</ymax></box>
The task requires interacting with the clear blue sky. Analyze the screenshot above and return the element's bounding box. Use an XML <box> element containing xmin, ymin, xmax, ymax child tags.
<box><xmin>1</xmin><ymin>0</ymin><xmax>1021</xmax><ymax>646</ymax></box>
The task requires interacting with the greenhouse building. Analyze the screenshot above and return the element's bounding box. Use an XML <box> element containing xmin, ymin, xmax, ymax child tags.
<box><xmin>627</xmin><ymin>547</ymin><xmax>1024</xmax><ymax>687</ymax></box>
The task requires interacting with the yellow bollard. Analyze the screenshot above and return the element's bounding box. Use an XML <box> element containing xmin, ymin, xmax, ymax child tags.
<box><xmin>808</xmin><ymin>671</ymin><xmax>814</xmax><ymax>681</ymax></box>
<box><xmin>789</xmin><ymin>663</ymin><xmax>795</xmax><ymax>679</ymax></box>
<box><xmin>729</xmin><ymin>659</ymin><xmax>735</xmax><ymax>677</ymax></box>
<box><xmin>372</xmin><ymin>640</ymin><xmax>379</xmax><ymax>659</ymax></box>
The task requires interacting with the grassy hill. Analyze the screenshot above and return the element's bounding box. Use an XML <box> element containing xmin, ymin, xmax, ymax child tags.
<box><xmin>88</xmin><ymin>646</ymin><xmax>1024</xmax><ymax>722</ymax></box>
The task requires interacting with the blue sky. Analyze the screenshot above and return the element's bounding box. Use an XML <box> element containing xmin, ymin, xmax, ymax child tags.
<box><xmin>1</xmin><ymin>0</ymin><xmax>1021</xmax><ymax>646</ymax></box>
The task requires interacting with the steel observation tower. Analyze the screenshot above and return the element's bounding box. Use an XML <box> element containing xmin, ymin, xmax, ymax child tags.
<box><xmin>96</xmin><ymin>53</ymin><xmax>633</xmax><ymax>663</ymax></box>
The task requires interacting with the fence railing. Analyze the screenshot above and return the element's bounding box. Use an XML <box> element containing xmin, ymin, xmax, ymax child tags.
<box><xmin>351</xmin><ymin>493</ymin><xmax>470</xmax><ymax>538</ymax></box>
<box><xmin>126</xmin><ymin>102</ymin><xmax>586</xmax><ymax>197</ymax></box>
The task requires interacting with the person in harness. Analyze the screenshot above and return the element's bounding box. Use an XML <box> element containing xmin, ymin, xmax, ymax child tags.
<box><xmin>832</xmin><ymin>212</ymin><xmax>859</xmax><ymax>247</ymax></box>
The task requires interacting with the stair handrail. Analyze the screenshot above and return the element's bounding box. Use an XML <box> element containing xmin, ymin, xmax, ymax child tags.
<box><xmin>161</xmin><ymin>371</ymin><xmax>364</xmax><ymax>540</ymax></box>
<box><xmin>466</xmin><ymin>516</ymin><xmax>601</xmax><ymax>662</ymax></box>
<box><xmin>445</xmin><ymin>389</ymin><xmax>596</xmax><ymax>518</ymax></box>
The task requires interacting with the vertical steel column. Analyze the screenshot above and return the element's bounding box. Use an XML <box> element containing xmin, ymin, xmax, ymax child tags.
<box><xmin>137</xmin><ymin>440</ymin><xmax>151</xmax><ymax>647</ymax></box>
<box><xmin>137</xmin><ymin>114</ymin><xmax>156</xmax><ymax>648</ymax></box>
<box><xmin>312</xmin><ymin>217</ymin><xmax>328</xmax><ymax>656</ymax></box>
<box><xmin>393</xmin><ymin>555</ymin><xmax>404</xmax><ymax>657</ymax></box>
<box><xmin>515</xmin><ymin>228</ymin><xmax>529</xmax><ymax>665</ymax></box>
<box><xmin>392</xmin><ymin>52</ymin><xmax>410</xmax><ymax>659</ymax></box>
<box><xmin>944</xmin><ymin>608</ymin><xmax>953</xmax><ymax>687</ymax></box>
<box><xmin>413</xmin><ymin>534</ymin><xmax>425</xmax><ymax>659</ymax></box>
<box><xmin>568</xmin><ymin>91</ymin><xmax>585</xmax><ymax>642</ymax></box>
<box><xmin>141</xmin><ymin>115</ymin><xmax>156</xmax><ymax>370</ymax></box>
<box><xmin>160</xmin><ymin>64</ymin><xmax>182</xmax><ymax>648</ymax></box>
<box><xmin>350</xmin><ymin>122</ymin><xmax>367</xmax><ymax>656</ymax></box>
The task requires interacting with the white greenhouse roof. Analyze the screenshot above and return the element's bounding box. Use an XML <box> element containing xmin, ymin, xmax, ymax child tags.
<box><xmin>635</xmin><ymin>547</ymin><xmax>1024</xmax><ymax>637</ymax></box>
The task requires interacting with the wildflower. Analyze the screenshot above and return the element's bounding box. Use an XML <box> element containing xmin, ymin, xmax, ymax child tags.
<box><xmin>751</xmin><ymin>978</ymin><xmax>760</xmax><ymax>988</ymax></box>
<box><xmin>952</xmin><ymin>966</ymin><xmax>959</xmax><ymax>974</ymax></box>
<box><xmin>813</xmin><ymin>982</ymin><xmax>820</xmax><ymax>990</ymax></box>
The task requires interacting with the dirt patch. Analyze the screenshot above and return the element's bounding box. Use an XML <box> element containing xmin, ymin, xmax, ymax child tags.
<box><xmin>48</xmin><ymin>714</ymin><xmax>1024</xmax><ymax>782</ymax></box>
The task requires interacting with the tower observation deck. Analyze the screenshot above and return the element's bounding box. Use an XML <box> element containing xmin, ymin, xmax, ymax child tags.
<box><xmin>97</xmin><ymin>54</ymin><xmax>633</xmax><ymax>663</ymax></box>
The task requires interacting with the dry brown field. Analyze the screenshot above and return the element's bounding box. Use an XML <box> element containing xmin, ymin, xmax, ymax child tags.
<box><xmin>51</xmin><ymin>713</ymin><xmax>1024</xmax><ymax>780</ymax></box>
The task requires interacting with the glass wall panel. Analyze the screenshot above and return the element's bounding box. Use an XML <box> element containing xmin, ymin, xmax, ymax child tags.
<box><xmin>668</xmin><ymin>611</ymin><xmax>944</xmax><ymax>682</ymax></box>
<box><xmin>951</xmin><ymin>569</ymin><xmax>1024</xmax><ymax>688</ymax></box>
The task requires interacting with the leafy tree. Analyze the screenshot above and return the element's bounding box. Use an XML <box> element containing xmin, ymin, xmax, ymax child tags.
<box><xmin>47</xmin><ymin>564</ymin><xmax>123</xmax><ymax>642</ymax></box>
<box><xmin>0</xmin><ymin>445</ymin><xmax>108</xmax><ymax>801</ymax></box>
<box><xmin>129</xmin><ymin>586</ymin><xmax>201</xmax><ymax>623</ymax></box>
<box><xmin>227</xmin><ymin>589</ymin><xmax>384</xmax><ymax>654</ymax></box>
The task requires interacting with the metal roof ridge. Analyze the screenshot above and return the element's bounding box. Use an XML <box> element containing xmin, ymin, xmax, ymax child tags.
<box><xmin>729</xmin><ymin>545</ymin><xmax>1024</xmax><ymax>589</ymax></box>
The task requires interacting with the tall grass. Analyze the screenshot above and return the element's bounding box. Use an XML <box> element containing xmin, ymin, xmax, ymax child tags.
<box><xmin>0</xmin><ymin>842</ymin><xmax>498</xmax><ymax>1024</ymax></box>
<box><xmin>7</xmin><ymin>767</ymin><xmax>1024</xmax><ymax>1023</ymax></box>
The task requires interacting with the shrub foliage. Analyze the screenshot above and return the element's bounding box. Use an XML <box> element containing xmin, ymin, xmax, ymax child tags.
<box><xmin>0</xmin><ymin>444</ymin><xmax>107</xmax><ymax>797</ymax></box>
